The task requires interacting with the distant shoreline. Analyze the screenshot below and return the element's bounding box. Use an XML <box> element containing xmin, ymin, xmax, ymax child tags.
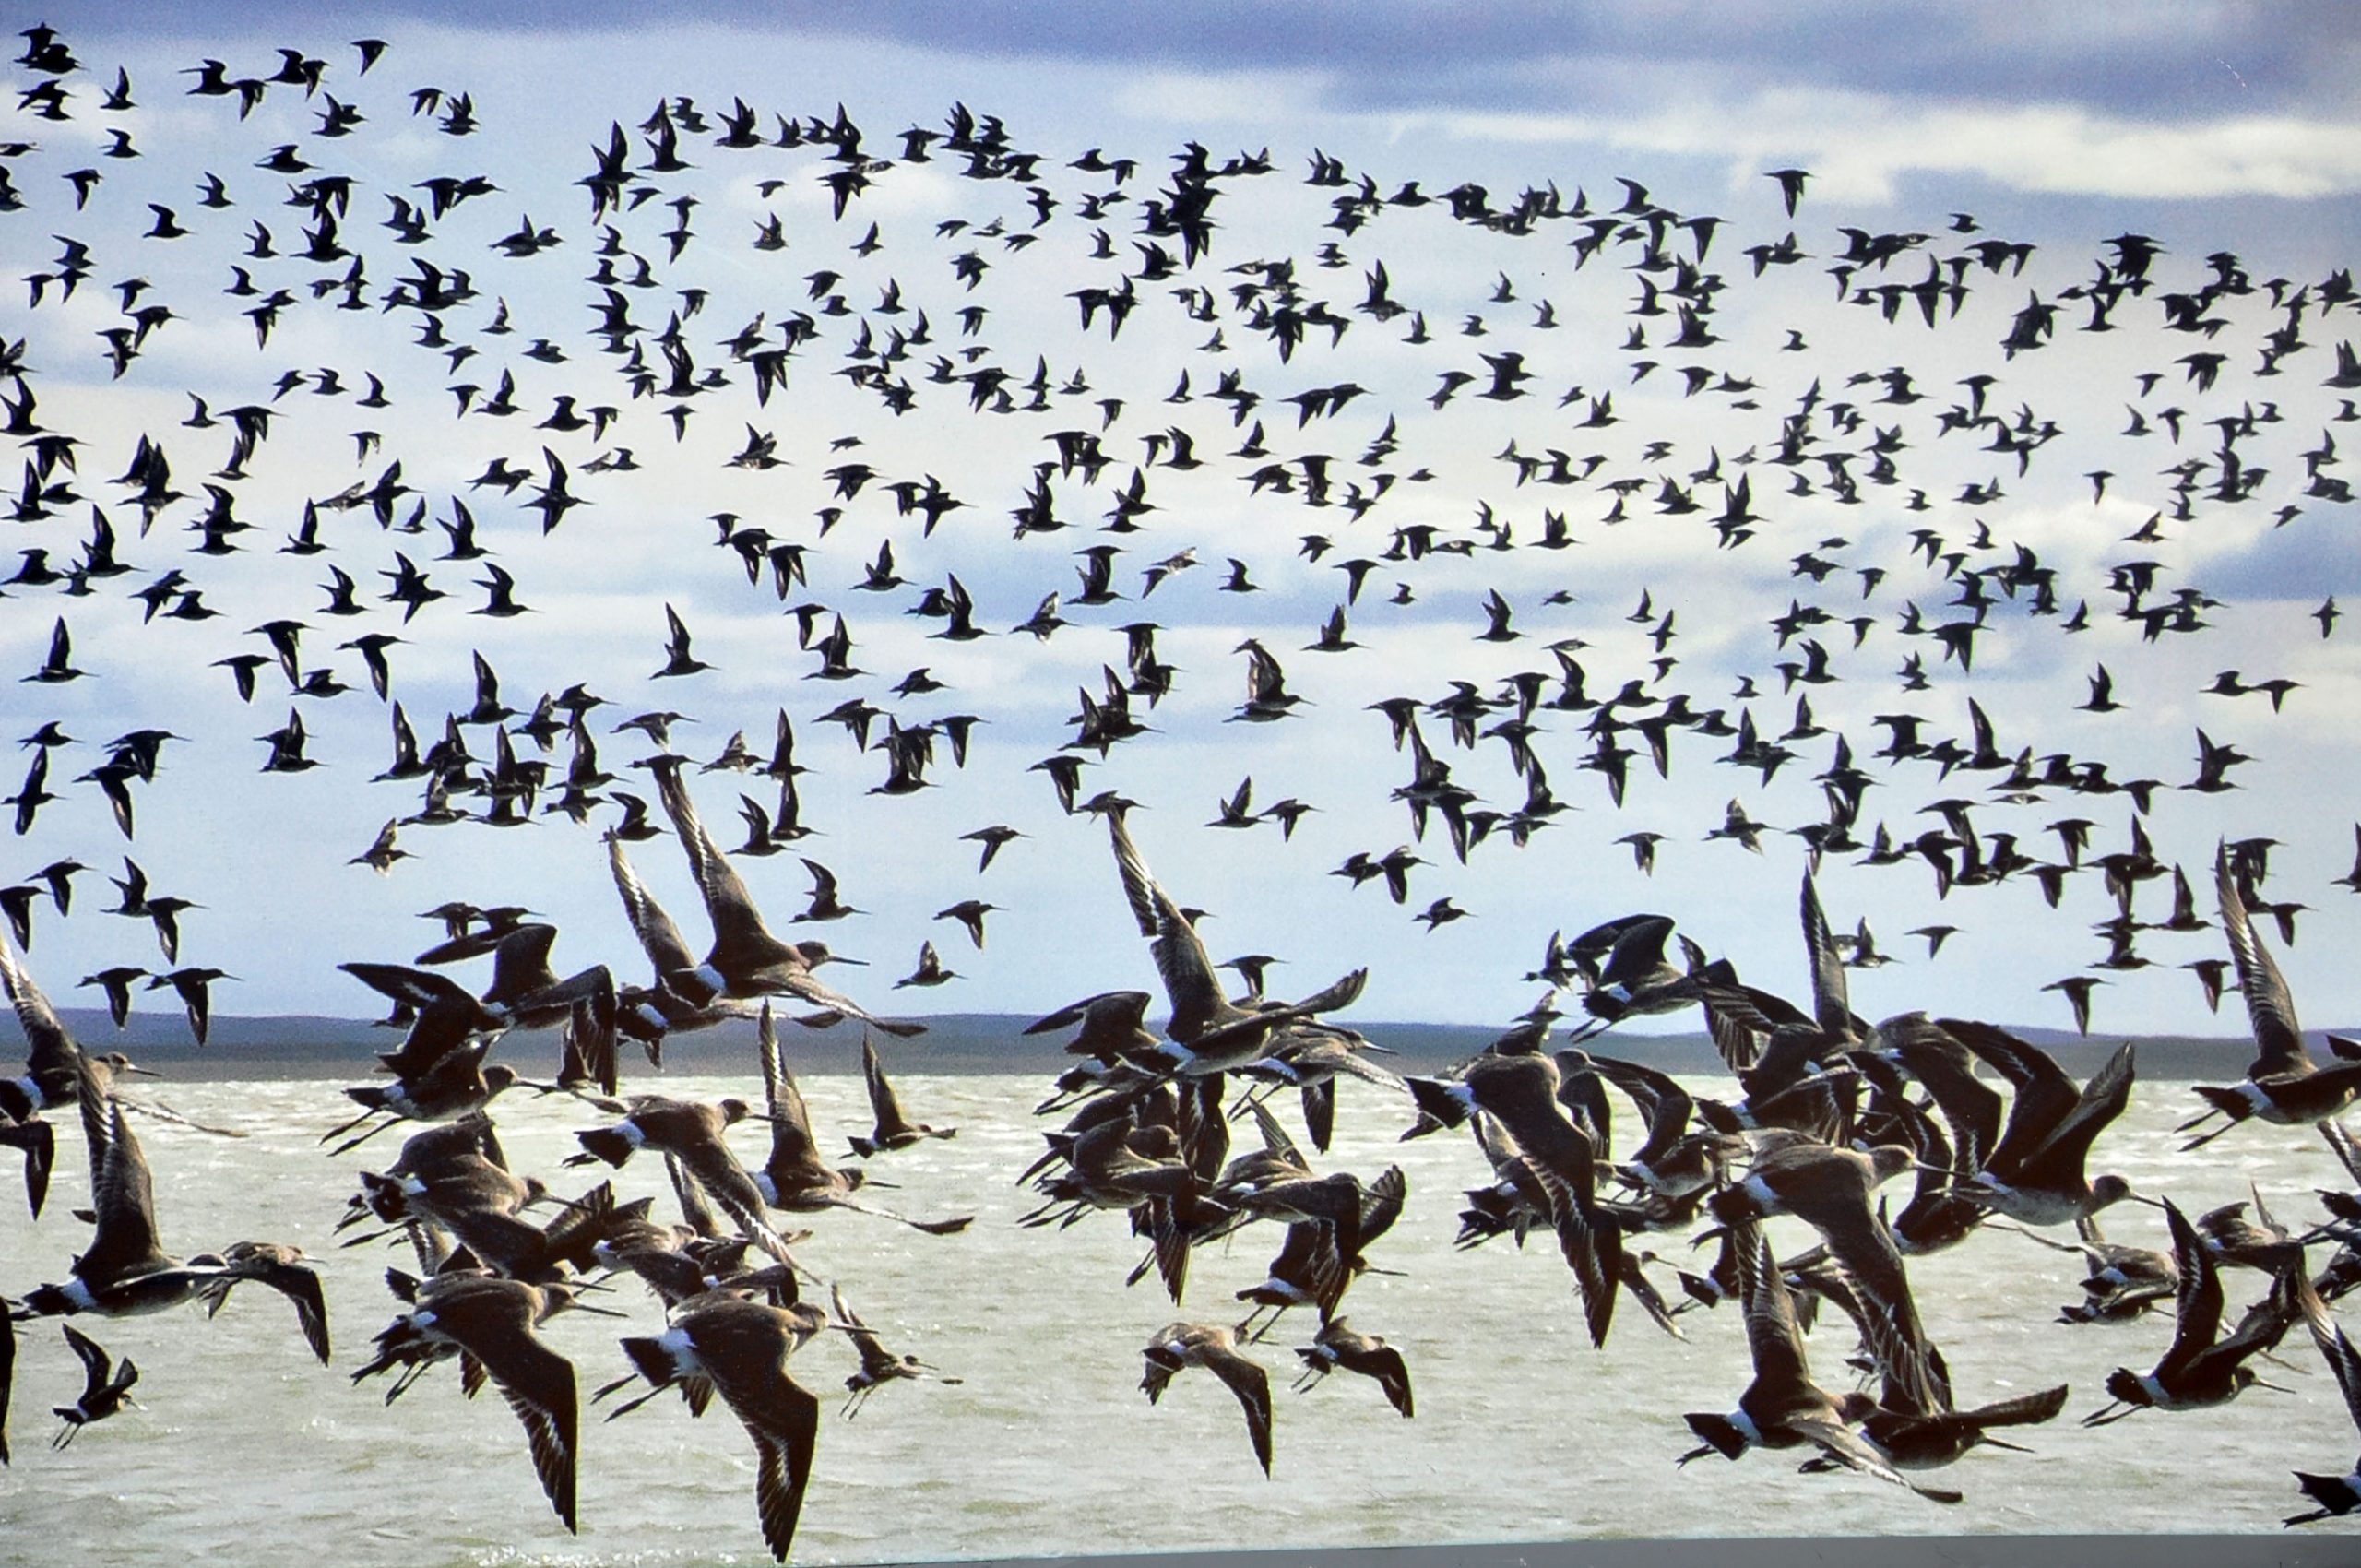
<box><xmin>30</xmin><ymin>1006</ymin><xmax>2267</xmax><ymax>1083</ymax></box>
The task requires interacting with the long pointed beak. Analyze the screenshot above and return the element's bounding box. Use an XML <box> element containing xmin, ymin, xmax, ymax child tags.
<box><xmin>327</xmin><ymin>1123</ymin><xmax>397</xmax><ymax>1158</ymax></box>
<box><xmin>601</xmin><ymin>1386</ymin><xmax>666</xmax><ymax>1420</ymax></box>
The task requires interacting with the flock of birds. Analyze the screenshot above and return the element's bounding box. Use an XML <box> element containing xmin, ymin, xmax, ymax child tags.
<box><xmin>1</xmin><ymin>18</ymin><xmax>2360</xmax><ymax>1559</ymax></box>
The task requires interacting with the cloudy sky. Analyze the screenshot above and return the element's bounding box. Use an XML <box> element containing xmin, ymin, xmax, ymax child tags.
<box><xmin>2</xmin><ymin>2</ymin><xmax>2357</xmax><ymax>1044</ymax></box>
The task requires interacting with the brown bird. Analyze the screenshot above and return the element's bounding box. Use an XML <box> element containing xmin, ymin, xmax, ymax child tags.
<box><xmin>611</xmin><ymin>1293</ymin><xmax>830</xmax><ymax>1562</ymax></box>
<box><xmin>848</xmin><ymin>1028</ymin><xmax>956</xmax><ymax>1157</ymax></box>
<box><xmin>1951</xmin><ymin>1020</ymin><xmax>2142</xmax><ymax>1228</ymax></box>
<box><xmin>647</xmin><ymin>759</ymin><xmax>921</xmax><ymax>1036</ymax></box>
<box><xmin>351</xmin><ymin>1272</ymin><xmax>588</xmax><ymax>1532</ymax></box>
<box><xmin>1678</xmin><ymin>1218</ymin><xmax>1960</xmax><ymax>1503</ymax></box>
<box><xmin>1291</xmin><ymin>1316</ymin><xmax>1413</xmax><ymax>1417</ymax></box>
<box><xmin>1142</xmin><ymin>1321</ymin><xmax>1275</xmax><ymax>1476</ymax></box>
<box><xmin>2082</xmin><ymin>1198</ymin><xmax>2297</xmax><ymax>1427</ymax></box>
<box><xmin>2180</xmin><ymin>841</ymin><xmax>2361</xmax><ymax>1148</ymax></box>
<box><xmin>830</xmin><ymin>1282</ymin><xmax>956</xmax><ymax>1416</ymax></box>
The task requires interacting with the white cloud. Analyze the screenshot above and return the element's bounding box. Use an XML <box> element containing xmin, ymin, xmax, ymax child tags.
<box><xmin>1121</xmin><ymin>62</ymin><xmax>2361</xmax><ymax>205</ymax></box>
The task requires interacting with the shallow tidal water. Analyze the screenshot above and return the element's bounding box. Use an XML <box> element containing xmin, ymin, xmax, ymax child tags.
<box><xmin>0</xmin><ymin>1066</ymin><xmax>2355</xmax><ymax>1566</ymax></box>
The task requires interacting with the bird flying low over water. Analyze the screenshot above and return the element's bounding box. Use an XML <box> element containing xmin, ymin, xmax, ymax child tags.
<box><xmin>351</xmin><ymin>1272</ymin><xmax>592</xmax><ymax>1531</ymax></box>
<box><xmin>2288</xmin><ymin>1279</ymin><xmax>2361</xmax><ymax>1526</ymax></box>
<box><xmin>1142</xmin><ymin>1321</ymin><xmax>1275</xmax><ymax>1476</ymax></box>
<box><xmin>2179</xmin><ymin>842</ymin><xmax>2361</xmax><ymax>1148</ymax></box>
<box><xmin>2081</xmin><ymin>1198</ymin><xmax>2299</xmax><ymax>1429</ymax></box>
<box><xmin>1678</xmin><ymin>1218</ymin><xmax>1961</xmax><ymax>1503</ymax></box>
<box><xmin>14</xmin><ymin>1003</ymin><xmax>326</xmax><ymax>1366</ymax></box>
<box><xmin>609</xmin><ymin>1293</ymin><xmax>828</xmax><ymax>1562</ymax></box>
<box><xmin>1406</xmin><ymin>1051</ymin><xmax>1622</xmax><ymax>1348</ymax></box>
<box><xmin>1291</xmin><ymin>1316</ymin><xmax>1413</xmax><ymax>1417</ymax></box>
<box><xmin>51</xmin><ymin>1324</ymin><xmax>139</xmax><ymax>1448</ymax></box>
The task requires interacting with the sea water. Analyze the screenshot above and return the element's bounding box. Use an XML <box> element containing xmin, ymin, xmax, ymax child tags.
<box><xmin>0</xmin><ymin>1068</ymin><xmax>2353</xmax><ymax>1566</ymax></box>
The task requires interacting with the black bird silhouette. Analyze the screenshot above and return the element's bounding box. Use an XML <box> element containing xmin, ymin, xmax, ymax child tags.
<box><xmin>652</xmin><ymin>602</ymin><xmax>712</xmax><ymax>678</ymax></box>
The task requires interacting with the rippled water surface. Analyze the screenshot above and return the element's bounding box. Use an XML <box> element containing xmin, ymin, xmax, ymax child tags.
<box><xmin>0</xmin><ymin>1068</ymin><xmax>2355</xmax><ymax>1565</ymax></box>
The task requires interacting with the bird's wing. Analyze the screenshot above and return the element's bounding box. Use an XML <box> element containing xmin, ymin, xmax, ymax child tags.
<box><xmin>471</xmin><ymin>1314</ymin><xmax>578</xmax><ymax>1533</ymax></box>
<box><xmin>1104</xmin><ymin>808</ymin><xmax>1164</xmax><ymax>939</ymax></box>
<box><xmin>2156</xmin><ymin>1198</ymin><xmax>2226</xmax><ymax>1381</ymax></box>
<box><xmin>1799</xmin><ymin>872</ymin><xmax>1853</xmax><ymax>1039</ymax></box>
<box><xmin>1243</xmin><ymin>1098</ymin><xmax>1305</xmax><ymax>1170</ymax></box>
<box><xmin>2303</xmin><ymin>1293</ymin><xmax>2361</xmax><ymax>1438</ymax></box>
<box><xmin>1586</xmin><ymin>1051</ymin><xmax>1695</xmax><ymax>1164</ymax></box>
<box><xmin>1357</xmin><ymin>1165</ymin><xmax>1409</xmax><ymax>1250</ymax></box>
<box><xmin>1791</xmin><ymin>1413</ymin><xmax>1962</xmax><ymax>1503</ymax></box>
<box><xmin>2036</xmin><ymin>1040</ymin><xmax>2137</xmax><ymax>1174</ymax></box>
<box><xmin>341</xmin><ymin>961</ymin><xmax>489</xmax><ymax>1017</ymax></box>
<box><xmin>830</xmin><ymin>1283</ymin><xmax>896</xmax><ymax>1378</ymax></box>
<box><xmin>1817</xmin><ymin>1218</ymin><xmax>1946</xmax><ymax>1416</ymax></box>
<box><xmin>1109</xmin><ymin>816</ymin><xmax>1228</xmax><ymax>1041</ymax></box>
<box><xmin>1508</xmin><ymin>1141</ymin><xmax>1618</xmax><ymax>1348</ymax></box>
<box><xmin>239</xmin><ymin>1253</ymin><xmax>332</xmax><ymax>1365</ymax></box>
<box><xmin>759</xmin><ymin>1006</ymin><xmax>823</xmax><ymax>1175</ymax></box>
<box><xmin>1940</xmin><ymin>1018</ymin><xmax>2077</xmax><ymax>1177</ymax></box>
<box><xmin>731</xmin><ymin>1373</ymin><xmax>820</xmax><ymax>1562</ymax></box>
<box><xmin>2216</xmin><ymin>843</ymin><xmax>2308</xmax><ymax>1077</ymax></box>
<box><xmin>0</xmin><ymin>936</ymin><xmax>80</xmax><ymax>1079</ymax></box>
<box><xmin>608</xmin><ymin>835</ymin><xmax>698</xmax><ymax>978</ymax></box>
<box><xmin>653</xmin><ymin>763</ymin><xmax>772</xmax><ymax>973</ymax></box>
<box><xmin>79</xmin><ymin>1089</ymin><xmax>167</xmax><ymax>1282</ymax></box>
<box><xmin>1882</xmin><ymin>1017</ymin><xmax>2004</xmax><ymax>1172</ymax></box>
<box><xmin>860</xmin><ymin>1029</ymin><xmax>912</xmax><ymax>1141</ymax></box>
<box><xmin>1204</xmin><ymin>1338</ymin><xmax>1275</xmax><ymax>1475</ymax></box>
<box><xmin>61</xmin><ymin>1322</ymin><xmax>111</xmax><ymax>1387</ymax></box>
<box><xmin>666</xmin><ymin>1152</ymin><xmax>725</xmax><ymax>1240</ymax></box>
<box><xmin>1730</xmin><ymin>1217</ymin><xmax>1812</xmax><ymax>1396</ymax></box>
